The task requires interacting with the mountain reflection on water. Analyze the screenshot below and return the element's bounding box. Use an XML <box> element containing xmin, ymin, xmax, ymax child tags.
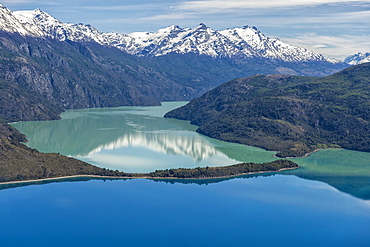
<box><xmin>13</xmin><ymin>107</ymin><xmax>218</xmax><ymax>159</ymax></box>
<box><xmin>11</xmin><ymin>102</ymin><xmax>370</xmax><ymax>200</ymax></box>
<box><xmin>80</xmin><ymin>131</ymin><xmax>221</xmax><ymax>161</ymax></box>
<box><xmin>12</xmin><ymin>102</ymin><xmax>277</xmax><ymax>172</ymax></box>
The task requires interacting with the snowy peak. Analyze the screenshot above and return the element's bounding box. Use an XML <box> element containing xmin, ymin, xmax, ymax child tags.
<box><xmin>1</xmin><ymin>4</ymin><xmax>338</xmax><ymax>64</ymax></box>
<box><xmin>125</xmin><ymin>24</ymin><xmax>250</xmax><ymax>58</ymax></box>
<box><xmin>344</xmin><ymin>52</ymin><xmax>370</xmax><ymax>65</ymax></box>
<box><xmin>14</xmin><ymin>9</ymin><xmax>60</xmax><ymax>24</ymax></box>
<box><xmin>220</xmin><ymin>26</ymin><xmax>326</xmax><ymax>62</ymax></box>
<box><xmin>0</xmin><ymin>5</ymin><xmax>44</xmax><ymax>36</ymax></box>
<box><xmin>14</xmin><ymin>8</ymin><xmax>105</xmax><ymax>43</ymax></box>
<box><xmin>13</xmin><ymin>9</ymin><xmax>60</xmax><ymax>37</ymax></box>
<box><xmin>123</xmin><ymin>24</ymin><xmax>330</xmax><ymax>62</ymax></box>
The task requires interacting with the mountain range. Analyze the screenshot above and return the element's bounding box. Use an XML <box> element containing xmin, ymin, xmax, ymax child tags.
<box><xmin>10</xmin><ymin>7</ymin><xmax>339</xmax><ymax>63</ymax></box>
<box><xmin>0</xmin><ymin>4</ymin><xmax>351</xmax><ymax>122</ymax></box>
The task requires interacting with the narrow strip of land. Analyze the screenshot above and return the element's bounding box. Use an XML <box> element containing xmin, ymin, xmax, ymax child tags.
<box><xmin>0</xmin><ymin>160</ymin><xmax>299</xmax><ymax>185</ymax></box>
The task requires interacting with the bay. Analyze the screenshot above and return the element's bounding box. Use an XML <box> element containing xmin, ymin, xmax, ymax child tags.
<box><xmin>11</xmin><ymin>102</ymin><xmax>278</xmax><ymax>173</ymax></box>
<box><xmin>3</xmin><ymin>101</ymin><xmax>370</xmax><ymax>246</ymax></box>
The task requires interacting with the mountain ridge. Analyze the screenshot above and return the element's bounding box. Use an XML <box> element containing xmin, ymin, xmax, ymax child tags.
<box><xmin>10</xmin><ymin>7</ymin><xmax>341</xmax><ymax>64</ymax></box>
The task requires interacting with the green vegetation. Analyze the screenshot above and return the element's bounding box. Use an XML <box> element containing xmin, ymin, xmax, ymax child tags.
<box><xmin>148</xmin><ymin>160</ymin><xmax>298</xmax><ymax>178</ymax></box>
<box><xmin>165</xmin><ymin>63</ymin><xmax>370</xmax><ymax>157</ymax></box>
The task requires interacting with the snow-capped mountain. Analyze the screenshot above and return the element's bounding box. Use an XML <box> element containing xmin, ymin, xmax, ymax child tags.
<box><xmin>13</xmin><ymin>8</ymin><xmax>109</xmax><ymax>43</ymax></box>
<box><xmin>113</xmin><ymin>23</ymin><xmax>333</xmax><ymax>63</ymax></box>
<box><xmin>344</xmin><ymin>52</ymin><xmax>370</xmax><ymax>65</ymax></box>
<box><xmin>4</xmin><ymin>6</ymin><xmax>338</xmax><ymax>63</ymax></box>
<box><xmin>0</xmin><ymin>4</ymin><xmax>45</xmax><ymax>36</ymax></box>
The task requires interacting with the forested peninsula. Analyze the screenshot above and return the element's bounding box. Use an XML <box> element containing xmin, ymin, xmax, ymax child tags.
<box><xmin>165</xmin><ymin>63</ymin><xmax>370</xmax><ymax>158</ymax></box>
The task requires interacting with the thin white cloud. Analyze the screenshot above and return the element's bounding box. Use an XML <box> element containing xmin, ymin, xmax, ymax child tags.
<box><xmin>283</xmin><ymin>34</ymin><xmax>370</xmax><ymax>59</ymax></box>
<box><xmin>1</xmin><ymin>0</ymin><xmax>31</xmax><ymax>3</ymax></box>
<box><xmin>80</xmin><ymin>3</ymin><xmax>165</xmax><ymax>11</ymax></box>
<box><xmin>303</xmin><ymin>10</ymin><xmax>370</xmax><ymax>24</ymax></box>
<box><xmin>142</xmin><ymin>13</ymin><xmax>196</xmax><ymax>21</ymax></box>
<box><xmin>176</xmin><ymin>0</ymin><xmax>370</xmax><ymax>12</ymax></box>
<box><xmin>247</xmin><ymin>10</ymin><xmax>370</xmax><ymax>27</ymax></box>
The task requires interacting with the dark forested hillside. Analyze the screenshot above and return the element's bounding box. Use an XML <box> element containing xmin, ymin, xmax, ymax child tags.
<box><xmin>165</xmin><ymin>63</ymin><xmax>370</xmax><ymax>157</ymax></box>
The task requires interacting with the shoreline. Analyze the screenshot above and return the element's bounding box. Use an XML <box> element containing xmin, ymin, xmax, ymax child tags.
<box><xmin>273</xmin><ymin>148</ymin><xmax>344</xmax><ymax>159</ymax></box>
<box><xmin>0</xmin><ymin>167</ymin><xmax>299</xmax><ymax>186</ymax></box>
<box><xmin>273</xmin><ymin>149</ymin><xmax>321</xmax><ymax>159</ymax></box>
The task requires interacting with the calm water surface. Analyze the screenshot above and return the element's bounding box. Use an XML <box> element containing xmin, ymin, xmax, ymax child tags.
<box><xmin>12</xmin><ymin>102</ymin><xmax>278</xmax><ymax>172</ymax></box>
<box><xmin>3</xmin><ymin>102</ymin><xmax>370</xmax><ymax>246</ymax></box>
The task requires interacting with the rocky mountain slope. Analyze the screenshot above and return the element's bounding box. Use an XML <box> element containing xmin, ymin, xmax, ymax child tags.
<box><xmin>165</xmin><ymin>63</ymin><xmax>370</xmax><ymax>157</ymax></box>
<box><xmin>0</xmin><ymin>30</ymin><xmax>199</xmax><ymax>121</ymax></box>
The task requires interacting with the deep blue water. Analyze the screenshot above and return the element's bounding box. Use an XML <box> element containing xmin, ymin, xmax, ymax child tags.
<box><xmin>1</xmin><ymin>175</ymin><xmax>370</xmax><ymax>246</ymax></box>
<box><xmin>3</xmin><ymin>102</ymin><xmax>370</xmax><ymax>246</ymax></box>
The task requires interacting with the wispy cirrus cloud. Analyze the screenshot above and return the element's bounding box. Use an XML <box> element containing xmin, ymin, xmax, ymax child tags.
<box><xmin>176</xmin><ymin>0</ymin><xmax>370</xmax><ymax>12</ymax></box>
<box><xmin>1</xmin><ymin>0</ymin><xmax>32</xmax><ymax>3</ymax></box>
<box><xmin>1</xmin><ymin>0</ymin><xmax>69</xmax><ymax>7</ymax></box>
<box><xmin>283</xmin><ymin>34</ymin><xmax>370</xmax><ymax>59</ymax></box>
<box><xmin>142</xmin><ymin>13</ymin><xmax>196</xmax><ymax>21</ymax></box>
<box><xmin>246</xmin><ymin>9</ymin><xmax>370</xmax><ymax>28</ymax></box>
<box><xmin>80</xmin><ymin>3</ymin><xmax>166</xmax><ymax>11</ymax></box>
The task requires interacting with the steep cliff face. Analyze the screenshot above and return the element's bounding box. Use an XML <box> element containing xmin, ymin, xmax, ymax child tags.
<box><xmin>0</xmin><ymin>31</ymin><xmax>198</xmax><ymax>121</ymax></box>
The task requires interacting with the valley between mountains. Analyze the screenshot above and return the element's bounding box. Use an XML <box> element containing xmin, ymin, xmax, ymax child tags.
<box><xmin>0</xmin><ymin>3</ymin><xmax>369</xmax><ymax>183</ymax></box>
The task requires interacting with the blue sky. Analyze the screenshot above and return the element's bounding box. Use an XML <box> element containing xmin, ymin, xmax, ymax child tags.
<box><xmin>2</xmin><ymin>0</ymin><xmax>370</xmax><ymax>60</ymax></box>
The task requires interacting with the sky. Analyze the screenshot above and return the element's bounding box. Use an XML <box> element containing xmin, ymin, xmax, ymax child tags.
<box><xmin>2</xmin><ymin>0</ymin><xmax>370</xmax><ymax>60</ymax></box>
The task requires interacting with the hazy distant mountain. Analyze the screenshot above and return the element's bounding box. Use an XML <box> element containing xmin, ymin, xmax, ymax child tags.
<box><xmin>344</xmin><ymin>52</ymin><xmax>370</xmax><ymax>65</ymax></box>
<box><xmin>165</xmin><ymin>63</ymin><xmax>370</xmax><ymax>157</ymax></box>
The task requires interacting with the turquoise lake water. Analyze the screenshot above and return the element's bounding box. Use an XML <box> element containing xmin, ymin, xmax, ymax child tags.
<box><xmin>3</xmin><ymin>102</ymin><xmax>370</xmax><ymax>246</ymax></box>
